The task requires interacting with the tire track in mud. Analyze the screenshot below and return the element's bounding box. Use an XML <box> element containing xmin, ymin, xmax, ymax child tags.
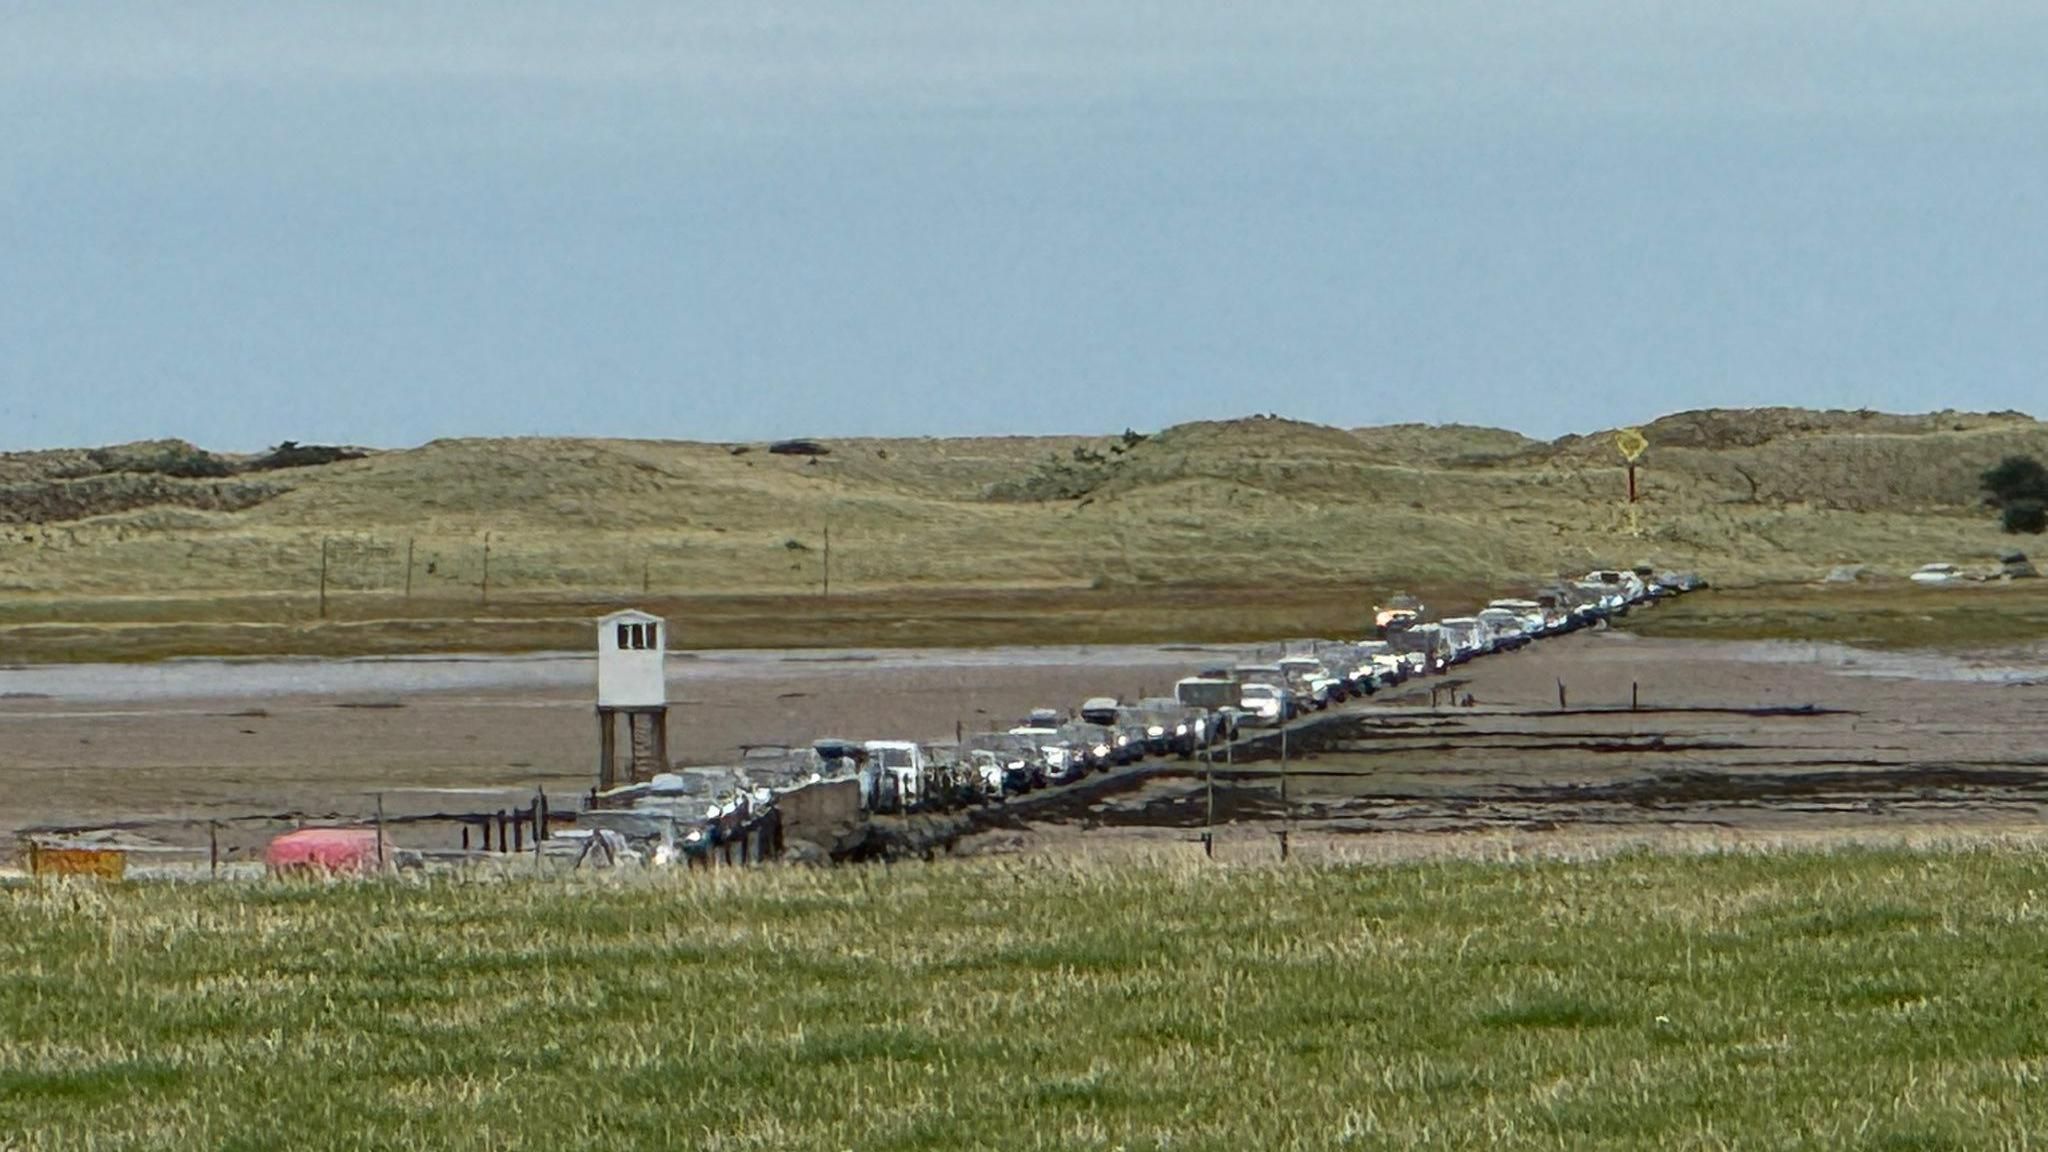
<box><xmin>1004</xmin><ymin>701</ymin><xmax>2048</xmax><ymax>837</ymax></box>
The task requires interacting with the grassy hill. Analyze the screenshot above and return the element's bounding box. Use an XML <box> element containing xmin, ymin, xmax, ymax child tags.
<box><xmin>2</xmin><ymin>407</ymin><xmax>2045</xmax><ymax>657</ymax></box>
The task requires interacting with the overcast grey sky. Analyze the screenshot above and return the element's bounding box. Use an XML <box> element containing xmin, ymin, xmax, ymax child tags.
<box><xmin>2</xmin><ymin>2</ymin><xmax>2044</xmax><ymax>450</ymax></box>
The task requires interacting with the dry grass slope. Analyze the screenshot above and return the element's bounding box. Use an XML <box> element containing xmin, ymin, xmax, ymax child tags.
<box><xmin>3</xmin><ymin>407</ymin><xmax>2045</xmax><ymax>626</ymax></box>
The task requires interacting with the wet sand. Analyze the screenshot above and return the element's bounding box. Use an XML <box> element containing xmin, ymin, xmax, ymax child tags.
<box><xmin>5</xmin><ymin>632</ymin><xmax>2047</xmax><ymax>861</ymax></box>
<box><xmin>984</xmin><ymin>632</ymin><xmax>2048</xmax><ymax>855</ymax></box>
<box><xmin>0</xmin><ymin>644</ymin><xmax>1244</xmax><ymax>851</ymax></box>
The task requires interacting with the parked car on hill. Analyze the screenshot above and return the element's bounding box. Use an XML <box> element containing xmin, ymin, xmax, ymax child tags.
<box><xmin>1910</xmin><ymin>563</ymin><xmax>1964</xmax><ymax>586</ymax></box>
<box><xmin>1374</xmin><ymin>593</ymin><xmax>1425</xmax><ymax>637</ymax></box>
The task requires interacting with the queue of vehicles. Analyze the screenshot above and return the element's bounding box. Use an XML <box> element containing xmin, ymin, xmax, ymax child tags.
<box><xmin>792</xmin><ymin>564</ymin><xmax>1703</xmax><ymax>813</ymax></box>
<box><xmin>624</xmin><ymin>565</ymin><xmax>1703</xmax><ymax>839</ymax></box>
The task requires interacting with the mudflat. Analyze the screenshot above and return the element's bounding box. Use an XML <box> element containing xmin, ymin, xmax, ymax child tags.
<box><xmin>1001</xmin><ymin>632</ymin><xmax>2048</xmax><ymax>858</ymax></box>
<box><xmin>5</xmin><ymin>631</ymin><xmax>2046</xmax><ymax>862</ymax></box>
<box><xmin>0</xmin><ymin>644</ymin><xmax>1234</xmax><ymax>852</ymax></box>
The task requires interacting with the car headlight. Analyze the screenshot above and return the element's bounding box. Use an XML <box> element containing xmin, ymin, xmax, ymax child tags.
<box><xmin>1116</xmin><ymin>734</ymin><xmax>1129</xmax><ymax>746</ymax></box>
<box><xmin>1148</xmin><ymin>726</ymin><xmax>1165</xmax><ymax>737</ymax></box>
<box><xmin>1094</xmin><ymin>743</ymin><xmax>1110</xmax><ymax>758</ymax></box>
<box><xmin>1174</xmin><ymin>723</ymin><xmax>1188</xmax><ymax>736</ymax></box>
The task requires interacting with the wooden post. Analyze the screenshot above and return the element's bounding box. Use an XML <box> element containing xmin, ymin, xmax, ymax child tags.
<box><xmin>1203</xmin><ymin>742</ymin><xmax>1215</xmax><ymax>859</ymax></box>
<box><xmin>404</xmin><ymin>537</ymin><xmax>415</xmax><ymax>599</ymax></box>
<box><xmin>480</xmin><ymin>532</ymin><xmax>492</xmax><ymax>607</ymax></box>
<box><xmin>318</xmin><ymin>537</ymin><xmax>330</xmax><ymax>619</ymax></box>
<box><xmin>462</xmin><ymin>824</ymin><xmax>471</xmax><ymax>852</ymax></box>
<box><xmin>822</xmin><ymin>522</ymin><xmax>831</xmax><ymax>599</ymax></box>
<box><xmin>209</xmin><ymin>822</ymin><xmax>220</xmax><ymax>879</ymax></box>
<box><xmin>513</xmin><ymin>810</ymin><xmax>524</xmax><ymax>854</ymax></box>
<box><xmin>375</xmin><ymin>793</ymin><xmax>386</xmax><ymax>869</ymax></box>
<box><xmin>537</xmin><ymin>789</ymin><xmax>549</xmax><ymax>841</ymax></box>
<box><xmin>1278</xmin><ymin>724</ymin><xmax>1291</xmax><ymax>862</ymax></box>
<box><xmin>1631</xmin><ymin>681</ymin><xmax>1640</xmax><ymax>711</ymax></box>
<box><xmin>1557</xmin><ymin>680</ymin><xmax>1568</xmax><ymax>710</ymax></box>
<box><xmin>650</xmin><ymin>711</ymin><xmax>669</xmax><ymax>781</ymax></box>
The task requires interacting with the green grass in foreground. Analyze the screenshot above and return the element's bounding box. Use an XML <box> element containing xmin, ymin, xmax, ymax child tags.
<box><xmin>7</xmin><ymin>850</ymin><xmax>2048</xmax><ymax>1149</ymax></box>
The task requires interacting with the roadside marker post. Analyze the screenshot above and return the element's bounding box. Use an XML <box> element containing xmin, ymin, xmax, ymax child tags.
<box><xmin>1615</xmin><ymin>428</ymin><xmax>1649</xmax><ymax>537</ymax></box>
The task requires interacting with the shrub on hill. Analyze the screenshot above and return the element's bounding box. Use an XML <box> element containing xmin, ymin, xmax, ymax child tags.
<box><xmin>2005</xmin><ymin>499</ymin><xmax>2047</xmax><ymax>535</ymax></box>
<box><xmin>1983</xmin><ymin>455</ymin><xmax>2048</xmax><ymax>533</ymax></box>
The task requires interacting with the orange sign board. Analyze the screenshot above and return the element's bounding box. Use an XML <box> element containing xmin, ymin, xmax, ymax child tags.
<box><xmin>28</xmin><ymin>845</ymin><xmax>128</xmax><ymax>880</ymax></box>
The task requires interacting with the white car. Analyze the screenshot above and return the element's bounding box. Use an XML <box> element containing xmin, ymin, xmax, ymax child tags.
<box><xmin>1909</xmin><ymin>563</ymin><xmax>1963</xmax><ymax>585</ymax></box>
<box><xmin>1238</xmin><ymin>683</ymin><xmax>1287</xmax><ymax>727</ymax></box>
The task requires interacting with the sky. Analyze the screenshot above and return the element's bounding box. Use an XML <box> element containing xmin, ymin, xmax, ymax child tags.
<box><xmin>2</xmin><ymin>2</ymin><xmax>2045</xmax><ymax>451</ymax></box>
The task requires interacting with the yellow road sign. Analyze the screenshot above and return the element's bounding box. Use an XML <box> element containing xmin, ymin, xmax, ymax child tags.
<box><xmin>1614</xmin><ymin>428</ymin><xmax>1649</xmax><ymax>462</ymax></box>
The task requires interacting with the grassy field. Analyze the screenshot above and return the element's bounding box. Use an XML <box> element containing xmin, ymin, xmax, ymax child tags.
<box><xmin>1623</xmin><ymin>580</ymin><xmax>2048</xmax><ymax>650</ymax></box>
<box><xmin>5</xmin><ymin>578</ymin><xmax>2046</xmax><ymax>663</ymax></box>
<box><xmin>0</xmin><ymin>581</ymin><xmax>1508</xmax><ymax>663</ymax></box>
<box><xmin>7</xmin><ymin>848</ymin><xmax>2048</xmax><ymax>1149</ymax></box>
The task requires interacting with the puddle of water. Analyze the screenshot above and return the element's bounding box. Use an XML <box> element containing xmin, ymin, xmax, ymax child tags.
<box><xmin>0</xmin><ymin>643</ymin><xmax>1252</xmax><ymax>704</ymax></box>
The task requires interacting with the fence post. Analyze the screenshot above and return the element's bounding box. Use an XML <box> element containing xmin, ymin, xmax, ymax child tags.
<box><xmin>481</xmin><ymin>532</ymin><xmax>492</xmax><ymax>607</ymax></box>
<box><xmin>404</xmin><ymin>537</ymin><xmax>415</xmax><ymax>599</ymax></box>
<box><xmin>1203</xmin><ymin>742</ymin><xmax>1215</xmax><ymax>858</ymax></box>
<box><xmin>1278</xmin><ymin>724</ymin><xmax>1291</xmax><ymax>862</ymax></box>
<box><xmin>318</xmin><ymin>537</ymin><xmax>331</xmax><ymax>619</ymax></box>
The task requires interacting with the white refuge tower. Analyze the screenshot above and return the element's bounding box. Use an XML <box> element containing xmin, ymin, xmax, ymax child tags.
<box><xmin>595</xmin><ymin>608</ymin><xmax>669</xmax><ymax>791</ymax></box>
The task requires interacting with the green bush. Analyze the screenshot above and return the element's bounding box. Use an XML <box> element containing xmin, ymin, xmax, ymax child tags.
<box><xmin>1983</xmin><ymin>455</ymin><xmax>2048</xmax><ymax>505</ymax></box>
<box><xmin>2004</xmin><ymin>499</ymin><xmax>2047</xmax><ymax>535</ymax></box>
<box><xmin>1982</xmin><ymin>456</ymin><xmax>2048</xmax><ymax>534</ymax></box>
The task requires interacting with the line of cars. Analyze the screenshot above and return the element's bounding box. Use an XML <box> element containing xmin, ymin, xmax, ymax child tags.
<box><xmin>813</xmin><ymin>565</ymin><xmax>1704</xmax><ymax>813</ymax></box>
<box><xmin>1385</xmin><ymin>567</ymin><xmax>1706</xmax><ymax>673</ymax></box>
<box><xmin>634</xmin><ymin>564</ymin><xmax>1705</xmax><ymax>826</ymax></box>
